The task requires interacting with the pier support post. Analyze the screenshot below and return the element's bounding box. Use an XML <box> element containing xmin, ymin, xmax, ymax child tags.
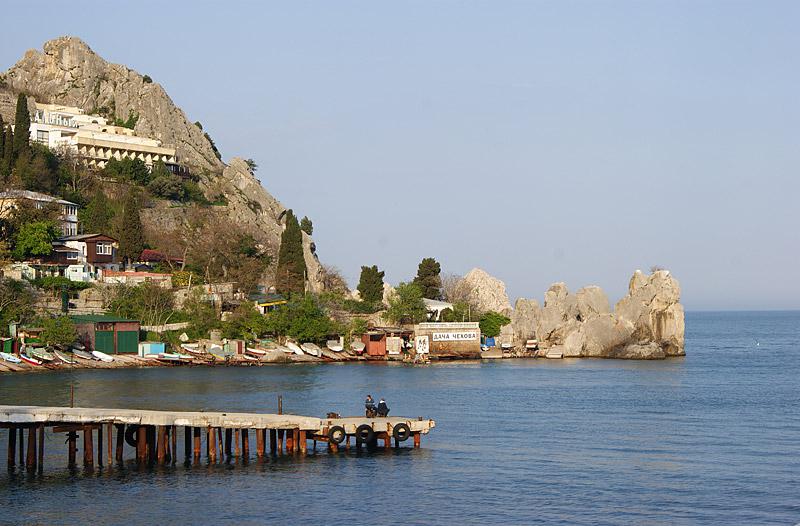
<box><xmin>234</xmin><ymin>429</ymin><xmax>240</xmax><ymax>457</ymax></box>
<box><xmin>256</xmin><ymin>429</ymin><xmax>265</xmax><ymax>457</ymax></box>
<box><xmin>205</xmin><ymin>428</ymin><xmax>210</xmax><ymax>459</ymax></box>
<box><xmin>137</xmin><ymin>426</ymin><xmax>147</xmax><ymax>463</ymax></box>
<box><xmin>67</xmin><ymin>431</ymin><xmax>77</xmax><ymax>466</ymax></box>
<box><xmin>217</xmin><ymin>428</ymin><xmax>224</xmax><ymax>459</ymax></box>
<box><xmin>157</xmin><ymin>426</ymin><xmax>167</xmax><ymax>465</ymax></box>
<box><xmin>147</xmin><ymin>426</ymin><xmax>156</xmax><ymax>463</ymax></box>
<box><xmin>413</xmin><ymin>432</ymin><xmax>420</xmax><ymax>448</ymax></box>
<box><xmin>18</xmin><ymin>428</ymin><xmax>24</xmax><ymax>465</ymax></box>
<box><xmin>285</xmin><ymin>430</ymin><xmax>294</xmax><ymax>453</ymax></box>
<box><xmin>26</xmin><ymin>427</ymin><xmax>37</xmax><ymax>471</ymax></box>
<box><xmin>184</xmin><ymin>426</ymin><xmax>191</xmax><ymax>460</ymax></box>
<box><xmin>269</xmin><ymin>429</ymin><xmax>277</xmax><ymax>455</ymax></box>
<box><xmin>277</xmin><ymin>430</ymin><xmax>284</xmax><ymax>454</ymax></box>
<box><xmin>115</xmin><ymin>425</ymin><xmax>125</xmax><ymax>462</ymax></box>
<box><xmin>171</xmin><ymin>425</ymin><xmax>177</xmax><ymax>463</ymax></box>
<box><xmin>83</xmin><ymin>426</ymin><xmax>93</xmax><ymax>467</ymax></box>
<box><xmin>299</xmin><ymin>431</ymin><xmax>307</xmax><ymax>454</ymax></box>
<box><xmin>97</xmin><ymin>426</ymin><xmax>103</xmax><ymax>467</ymax></box>
<box><xmin>38</xmin><ymin>425</ymin><xmax>44</xmax><ymax>472</ymax></box>
<box><xmin>107</xmin><ymin>424</ymin><xmax>113</xmax><ymax>466</ymax></box>
<box><xmin>225</xmin><ymin>429</ymin><xmax>232</xmax><ymax>457</ymax></box>
<box><xmin>384</xmin><ymin>433</ymin><xmax>391</xmax><ymax>451</ymax></box>
<box><xmin>7</xmin><ymin>427</ymin><xmax>16</xmax><ymax>468</ymax></box>
<box><xmin>192</xmin><ymin>427</ymin><xmax>201</xmax><ymax>460</ymax></box>
<box><xmin>208</xmin><ymin>427</ymin><xmax>217</xmax><ymax>462</ymax></box>
<box><xmin>293</xmin><ymin>429</ymin><xmax>300</xmax><ymax>454</ymax></box>
<box><xmin>242</xmin><ymin>429</ymin><xmax>249</xmax><ymax>458</ymax></box>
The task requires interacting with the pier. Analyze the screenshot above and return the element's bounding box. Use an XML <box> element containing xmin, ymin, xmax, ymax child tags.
<box><xmin>0</xmin><ymin>405</ymin><xmax>435</xmax><ymax>471</ymax></box>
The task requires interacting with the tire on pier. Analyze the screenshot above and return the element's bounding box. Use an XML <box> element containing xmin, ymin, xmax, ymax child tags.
<box><xmin>392</xmin><ymin>423</ymin><xmax>411</xmax><ymax>442</ymax></box>
<box><xmin>355</xmin><ymin>424</ymin><xmax>374</xmax><ymax>444</ymax></box>
<box><xmin>124</xmin><ymin>424</ymin><xmax>139</xmax><ymax>448</ymax></box>
<box><xmin>328</xmin><ymin>425</ymin><xmax>346</xmax><ymax>445</ymax></box>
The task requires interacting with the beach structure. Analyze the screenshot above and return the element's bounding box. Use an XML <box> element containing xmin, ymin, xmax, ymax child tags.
<box><xmin>71</xmin><ymin>315</ymin><xmax>140</xmax><ymax>354</ymax></box>
<box><xmin>361</xmin><ymin>327</ymin><xmax>413</xmax><ymax>358</ymax></box>
<box><xmin>0</xmin><ymin>405</ymin><xmax>436</xmax><ymax>471</ymax></box>
<box><xmin>413</xmin><ymin>322</ymin><xmax>482</xmax><ymax>359</ymax></box>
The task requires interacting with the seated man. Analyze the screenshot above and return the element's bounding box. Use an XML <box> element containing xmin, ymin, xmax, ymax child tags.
<box><xmin>376</xmin><ymin>398</ymin><xmax>390</xmax><ymax>417</ymax></box>
<box><xmin>364</xmin><ymin>394</ymin><xmax>376</xmax><ymax>417</ymax></box>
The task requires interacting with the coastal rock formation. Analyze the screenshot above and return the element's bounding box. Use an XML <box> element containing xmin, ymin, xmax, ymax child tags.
<box><xmin>462</xmin><ymin>268</ymin><xmax>512</xmax><ymax>315</ymax></box>
<box><xmin>511</xmin><ymin>270</ymin><xmax>685</xmax><ymax>359</ymax></box>
<box><xmin>2</xmin><ymin>36</ymin><xmax>223</xmax><ymax>174</ymax></box>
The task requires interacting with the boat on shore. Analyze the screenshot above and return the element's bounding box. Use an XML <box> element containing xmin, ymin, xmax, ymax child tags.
<box><xmin>351</xmin><ymin>341</ymin><xmax>366</xmax><ymax>355</ymax></box>
<box><xmin>326</xmin><ymin>340</ymin><xmax>344</xmax><ymax>353</ymax></box>
<box><xmin>54</xmin><ymin>350</ymin><xmax>75</xmax><ymax>364</ymax></box>
<box><xmin>30</xmin><ymin>348</ymin><xmax>55</xmax><ymax>362</ymax></box>
<box><xmin>92</xmin><ymin>350</ymin><xmax>114</xmax><ymax>362</ymax></box>
<box><xmin>20</xmin><ymin>352</ymin><xmax>42</xmax><ymax>366</ymax></box>
<box><xmin>245</xmin><ymin>347</ymin><xmax>267</xmax><ymax>357</ymax></box>
<box><xmin>285</xmin><ymin>342</ymin><xmax>304</xmax><ymax>356</ymax></box>
<box><xmin>73</xmin><ymin>349</ymin><xmax>95</xmax><ymax>360</ymax></box>
<box><xmin>0</xmin><ymin>352</ymin><xmax>21</xmax><ymax>364</ymax></box>
<box><xmin>301</xmin><ymin>343</ymin><xmax>321</xmax><ymax>357</ymax></box>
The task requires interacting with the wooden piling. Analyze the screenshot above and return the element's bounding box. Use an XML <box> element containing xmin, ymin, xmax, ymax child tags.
<box><xmin>293</xmin><ymin>429</ymin><xmax>300</xmax><ymax>454</ymax></box>
<box><xmin>26</xmin><ymin>427</ymin><xmax>37</xmax><ymax>470</ymax></box>
<box><xmin>7</xmin><ymin>427</ymin><xmax>16</xmax><ymax>468</ymax></box>
<box><xmin>147</xmin><ymin>426</ymin><xmax>156</xmax><ymax>463</ymax></box>
<box><xmin>115</xmin><ymin>425</ymin><xmax>125</xmax><ymax>462</ymax></box>
<box><xmin>225</xmin><ymin>429</ymin><xmax>232</xmax><ymax>456</ymax></box>
<box><xmin>67</xmin><ymin>431</ymin><xmax>77</xmax><ymax>466</ymax></box>
<box><xmin>234</xmin><ymin>429</ymin><xmax>240</xmax><ymax>457</ymax></box>
<box><xmin>285</xmin><ymin>429</ymin><xmax>293</xmax><ymax>453</ymax></box>
<box><xmin>193</xmin><ymin>427</ymin><xmax>201</xmax><ymax>460</ymax></box>
<box><xmin>137</xmin><ymin>426</ymin><xmax>147</xmax><ymax>463</ymax></box>
<box><xmin>18</xmin><ymin>428</ymin><xmax>24</xmax><ymax>465</ymax></box>
<box><xmin>208</xmin><ymin>427</ymin><xmax>217</xmax><ymax>462</ymax></box>
<box><xmin>256</xmin><ymin>429</ymin><xmax>265</xmax><ymax>457</ymax></box>
<box><xmin>330</xmin><ymin>440</ymin><xmax>338</xmax><ymax>454</ymax></box>
<box><xmin>37</xmin><ymin>425</ymin><xmax>44</xmax><ymax>472</ymax></box>
<box><xmin>413</xmin><ymin>432</ymin><xmax>421</xmax><ymax>448</ymax></box>
<box><xmin>107</xmin><ymin>424</ymin><xmax>113</xmax><ymax>465</ymax></box>
<box><xmin>269</xmin><ymin>429</ymin><xmax>276</xmax><ymax>455</ymax></box>
<box><xmin>157</xmin><ymin>426</ymin><xmax>167</xmax><ymax>465</ymax></box>
<box><xmin>217</xmin><ymin>428</ymin><xmax>224</xmax><ymax>458</ymax></box>
<box><xmin>184</xmin><ymin>426</ymin><xmax>192</xmax><ymax>459</ymax></box>
<box><xmin>241</xmin><ymin>429</ymin><xmax>249</xmax><ymax>458</ymax></box>
<box><xmin>83</xmin><ymin>426</ymin><xmax>93</xmax><ymax>466</ymax></box>
<box><xmin>277</xmin><ymin>429</ymin><xmax>284</xmax><ymax>454</ymax></box>
<box><xmin>205</xmin><ymin>428</ymin><xmax>210</xmax><ymax>458</ymax></box>
<box><xmin>97</xmin><ymin>425</ymin><xmax>103</xmax><ymax>467</ymax></box>
<box><xmin>299</xmin><ymin>430</ymin><xmax>307</xmax><ymax>454</ymax></box>
<box><xmin>171</xmin><ymin>425</ymin><xmax>177</xmax><ymax>463</ymax></box>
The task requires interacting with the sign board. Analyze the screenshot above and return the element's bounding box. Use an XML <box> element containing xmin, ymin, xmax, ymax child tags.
<box><xmin>432</xmin><ymin>331</ymin><xmax>479</xmax><ymax>342</ymax></box>
<box><xmin>415</xmin><ymin>335</ymin><xmax>429</xmax><ymax>354</ymax></box>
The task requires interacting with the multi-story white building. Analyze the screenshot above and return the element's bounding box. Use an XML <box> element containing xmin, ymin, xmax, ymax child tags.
<box><xmin>0</xmin><ymin>189</ymin><xmax>79</xmax><ymax>236</ymax></box>
<box><xmin>28</xmin><ymin>103</ymin><xmax>180</xmax><ymax>171</ymax></box>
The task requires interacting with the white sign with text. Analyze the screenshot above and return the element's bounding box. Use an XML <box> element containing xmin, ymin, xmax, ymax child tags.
<box><xmin>432</xmin><ymin>331</ymin><xmax>478</xmax><ymax>342</ymax></box>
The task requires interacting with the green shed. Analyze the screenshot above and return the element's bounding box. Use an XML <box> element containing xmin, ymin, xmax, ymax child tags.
<box><xmin>71</xmin><ymin>315</ymin><xmax>141</xmax><ymax>354</ymax></box>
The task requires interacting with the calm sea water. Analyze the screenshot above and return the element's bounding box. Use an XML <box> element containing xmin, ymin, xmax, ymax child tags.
<box><xmin>0</xmin><ymin>311</ymin><xmax>798</xmax><ymax>525</ymax></box>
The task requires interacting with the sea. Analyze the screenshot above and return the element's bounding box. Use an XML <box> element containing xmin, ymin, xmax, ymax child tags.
<box><xmin>0</xmin><ymin>311</ymin><xmax>798</xmax><ymax>525</ymax></box>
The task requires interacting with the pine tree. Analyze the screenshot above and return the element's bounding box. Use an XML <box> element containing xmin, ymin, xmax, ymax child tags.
<box><xmin>275</xmin><ymin>210</ymin><xmax>307</xmax><ymax>295</ymax></box>
<box><xmin>413</xmin><ymin>257</ymin><xmax>442</xmax><ymax>299</ymax></box>
<box><xmin>357</xmin><ymin>265</ymin><xmax>385</xmax><ymax>303</ymax></box>
<box><xmin>117</xmin><ymin>192</ymin><xmax>145</xmax><ymax>266</ymax></box>
<box><xmin>300</xmin><ymin>216</ymin><xmax>313</xmax><ymax>235</ymax></box>
<box><xmin>12</xmin><ymin>93</ymin><xmax>30</xmax><ymax>159</ymax></box>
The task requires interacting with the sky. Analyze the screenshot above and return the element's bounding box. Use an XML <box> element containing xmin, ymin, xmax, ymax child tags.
<box><xmin>1</xmin><ymin>1</ymin><xmax>798</xmax><ymax>310</ymax></box>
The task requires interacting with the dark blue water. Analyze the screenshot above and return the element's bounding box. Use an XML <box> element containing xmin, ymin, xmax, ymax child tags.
<box><xmin>0</xmin><ymin>311</ymin><xmax>798</xmax><ymax>525</ymax></box>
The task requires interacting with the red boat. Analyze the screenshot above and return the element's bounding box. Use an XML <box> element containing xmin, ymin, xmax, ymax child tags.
<box><xmin>20</xmin><ymin>353</ymin><xmax>42</xmax><ymax>366</ymax></box>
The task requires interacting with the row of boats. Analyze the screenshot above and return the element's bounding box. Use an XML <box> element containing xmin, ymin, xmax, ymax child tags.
<box><xmin>0</xmin><ymin>344</ymin><xmax>114</xmax><ymax>367</ymax></box>
<box><xmin>176</xmin><ymin>339</ymin><xmax>367</xmax><ymax>361</ymax></box>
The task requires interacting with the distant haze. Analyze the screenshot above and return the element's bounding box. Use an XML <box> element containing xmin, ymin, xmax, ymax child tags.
<box><xmin>2</xmin><ymin>1</ymin><xmax>798</xmax><ymax>310</ymax></box>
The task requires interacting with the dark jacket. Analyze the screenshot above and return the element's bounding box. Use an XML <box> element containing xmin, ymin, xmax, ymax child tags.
<box><xmin>377</xmin><ymin>401</ymin><xmax>389</xmax><ymax>415</ymax></box>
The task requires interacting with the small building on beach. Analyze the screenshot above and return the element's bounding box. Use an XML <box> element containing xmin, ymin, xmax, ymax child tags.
<box><xmin>361</xmin><ymin>327</ymin><xmax>413</xmax><ymax>358</ymax></box>
<box><xmin>413</xmin><ymin>322</ymin><xmax>482</xmax><ymax>359</ymax></box>
<box><xmin>71</xmin><ymin>314</ymin><xmax>140</xmax><ymax>354</ymax></box>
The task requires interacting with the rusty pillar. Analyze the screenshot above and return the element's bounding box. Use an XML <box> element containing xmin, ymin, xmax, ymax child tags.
<box><xmin>37</xmin><ymin>425</ymin><xmax>44</xmax><ymax>472</ymax></box>
<box><xmin>285</xmin><ymin>430</ymin><xmax>293</xmax><ymax>453</ymax></box>
<box><xmin>346</xmin><ymin>435</ymin><xmax>350</xmax><ymax>450</ymax></box>
<box><xmin>256</xmin><ymin>429</ymin><xmax>265</xmax><ymax>457</ymax></box>
<box><xmin>115</xmin><ymin>425</ymin><xmax>124</xmax><ymax>462</ymax></box>
<box><xmin>184</xmin><ymin>426</ymin><xmax>191</xmax><ymax>459</ymax></box>
<box><xmin>26</xmin><ymin>427</ymin><xmax>37</xmax><ymax>470</ymax></box>
<box><xmin>224</xmin><ymin>429</ymin><xmax>232</xmax><ymax>457</ymax></box>
<box><xmin>83</xmin><ymin>426</ymin><xmax>93</xmax><ymax>466</ymax></box>
<box><xmin>217</xmin><ymin>428</ymin><xmax>224</xmax><ymax>458</ymax></box>
<box><xmin>107</xmin><ymin>424</ymin><xmax>113</xmax><ymax>466</ymax></box>
<box><xmin>299</xmin><ymin>430</ymin><xmax>307</xmax><ymax>454</ymax></box>
<box><xmin>384</xmin><ymin>433</ymin><xmax>391</xmax><ymax>451</ymax></box>
<box><xmin>171</xmin><ymin>425</ymin><xmax>177</xmax><ymax>463</ymax></box>
<box><xmin>147</xmin><ymin>426</ymin><xmax>156</xmax><ymax>463</ymax></box>
<box><xmin>293</xmin><ymin>429</ymin><xmax>300</xmax><ymax>453</ymax></box>
<box><xmin>18</xmin><ymin>428</ymin><xmax>24</xmax><ymax>465</ymax></box>
<box><xmin>277</xmin><ymin>429</ymin><xmax>284</xmax><ymax>454</ymax></box>
<box><xmin>7</xmin><ymin>427</ymin><xmax>16</xmax><ymax>468</ymax></box>
<box><xmin>208</xmin><ymin>427</ymin><xmax>217</xmax><ymax>462</ymax></box>
<box><xmin>67</xmin><ymin>431</ymin><xmax>77</xmax><ymax>466</ymax></box>
<box><xmin>97</xmin><ymin>426</ymin><xmax>103</xmax><ymax>467</ymax></box>
<box><xmin>136</xmin><ymin>426</ymin><xmax>147</xmax><ymax>463</ymax></box>
<box><xmin>241</xmin><ymin>429</ymin><xmax>249</xmax><ymax>458</ymax></box>
<box><xmin>413</xmin><ymin>432</ymin><xmax>421</xmax><ymax>448</ymax></box>
<box><xmin>330</xmin><ymin>440</ymin><xmax>338</xmax><ymax>454</ymax></box>
<box><xmin>269</xmin><ymin>429</ymin><xmax>277</xmax><ymax>455</ymax></box>
<box><xmin>157</xmin><ymin>426</ymin><xmax>167</xmax><ymax>465</ymax></box>
<box><xmin>192</xmin><ymin>427</ymin><xmax>201</xmax><ymax>460</ymax></box>
<box><xmin>234</xmin><ymin>429</ymin><xmax>240</xmax><ymax>457</ymax></box>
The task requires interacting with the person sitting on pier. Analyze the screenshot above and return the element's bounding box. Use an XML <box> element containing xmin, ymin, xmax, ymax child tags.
<box><xmin>365</xmin><ymin>394</ymin><xmax>376</xmax><ymax>417</ymax></box>
<box><xmin>376</xmin><ymin>398</ymin><xmax>390</xmax><ymax>417</ymax></box>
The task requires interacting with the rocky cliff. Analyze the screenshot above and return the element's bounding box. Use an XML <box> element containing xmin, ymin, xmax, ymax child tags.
<box><xmin>510</xmin><ymin>270</ymin><xmax>685</xmax><ymax>359</ymax></box>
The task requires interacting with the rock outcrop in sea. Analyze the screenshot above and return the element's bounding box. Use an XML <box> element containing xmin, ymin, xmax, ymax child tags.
<box><xmin>511</xmin><ymin>270</ymin><xmax>685</xmax><ymax>359</ymax></box>
<box><xmin>462</xmin><ymin>268</ymin><xmax>512</xmax><ymax>315</ymax></box>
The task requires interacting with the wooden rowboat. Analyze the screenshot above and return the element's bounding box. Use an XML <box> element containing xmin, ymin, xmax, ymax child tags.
<box><xmin>20</xmin><ymin>352</ymin><xmax>42</xmax><ymax>366</ymax></box>
<box><xmin>0</xmin><ymin>352</ymin><xmax>21</xmax><ymax>364</ymax></box>
<box><xmin>92</xmin><ymin>350</ymin><xmax>114</xmax><ymax>362</ymax></box>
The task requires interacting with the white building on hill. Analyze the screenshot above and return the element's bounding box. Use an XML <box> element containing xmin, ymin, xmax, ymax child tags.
<box><xmin>0</xmin><ymin>189</ymin><xmax>78</xmax><ymax>236</ymax></box>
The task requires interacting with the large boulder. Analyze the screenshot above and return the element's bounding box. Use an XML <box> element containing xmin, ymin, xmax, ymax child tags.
<box><xmin>535</xmin><ymin>283</ymin><xmax>579</xmax><ymax>346</ymax></box>
<box><xmin>462</xmin><ymin>268</ymin><xmax>512</xmax><ymax>315</ymax></box>
<box><xmin>576</xmin><ymin>286</ymin><xmax>610</xmax><ymax>321</ymax></box>
<box><xmin>615</xmin><ymin>270</ymin><xmax>685</xmax><ymax>356</ymax></box>
<box><xmin>510</xmin><ymin>298</ymin><xmax>540</xmax><ymax>345</ymax></box>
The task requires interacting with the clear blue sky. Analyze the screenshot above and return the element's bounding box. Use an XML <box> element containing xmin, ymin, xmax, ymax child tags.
<box><xmin>2</xmin><ymin>1</ymin><xmax>798</xmax><ymax>310</ymax></box>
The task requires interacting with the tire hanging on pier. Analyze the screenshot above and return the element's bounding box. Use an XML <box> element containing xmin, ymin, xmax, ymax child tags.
<box><xmin>392</xmin><ymin>423</ymin><xmax>411</xmax><ymax>442</ymax></box>
<box><xmin>355</xmin><ymin>424</ymin><xmax>374</xmax><ymax>444</ymax></box>
<box><xmin>124</xmin><ymin>424</ymin><xmax>139</xmax><ymax>448</ymax></box>
<box><xmin>328</xmin><ymin>425</ymin><xmax>346</xmax><ymax>445</ymax></box>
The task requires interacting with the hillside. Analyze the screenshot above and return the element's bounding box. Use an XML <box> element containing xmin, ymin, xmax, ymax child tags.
<box><xmin>1</xmin><ymin>36</ymin><xmax>323</xmax><ymax>291</ymax></box>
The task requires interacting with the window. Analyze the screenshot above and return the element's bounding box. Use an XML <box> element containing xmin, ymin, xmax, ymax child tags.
<box><xmin>36</xmin><ymin>130</ymin><xmax>49</xmax><ymax>143</ymax></box>
<box><xmin>96</xmin><ymin>242</ymin><xmax>113</xmax><ymax>256</ymax></box>
<box><xmin>66</xmin><ymin>251</ymin><xmax>78</xmax><ymax>261</ymax></box>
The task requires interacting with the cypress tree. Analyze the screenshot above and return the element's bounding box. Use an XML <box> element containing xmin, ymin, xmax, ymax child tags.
<box><xmin>357</xmin><ymin>265</ymin><xmax>385</xmax><ymax>303</ymax></box>
<box><xmin>12</xmin><ymin>93</ymin><xmax>30</xmax><ymax>158</ymax></box>
<box><xmin>1</xmin><ymin>126</ymin><xmax>12</xmax><ymax>179</ymax></box>
<box><xmin>413</xmin><ymin>257</ymin><xmax>443</xmax><ymax>299</ymax></box>
<box><xmin>0</xmin><ymin>115</ymin><xmax>5</xmax><ymax>162</ymax></box>
<box><xmin>117</xmin><ymin>192</ymin><xmax>145</xmax><ymax>267</ymax></box>
<box><xmin>275</xmin><ymin>210</ymin><xmax>307</xmax><ymax>295</ymax></box>
<box><xmin>300</xmin><ymin>216</ymin><xmax>313</xmax><ymax>235</ymax></box>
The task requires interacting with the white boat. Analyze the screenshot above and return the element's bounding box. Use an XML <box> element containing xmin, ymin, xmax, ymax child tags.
<box><xmin>73</xmin><ymin>349</ymin><xmax>95</xmax><ymax>360</ymax></box>
<box><xmin>54</xmin><ymin>350</ymin><xmax>75</xmax><ymax>364</ymax></box>
<box><xmin>285</xmin><ymin>342</ymin><xmax>304</xmax><ymax>355</ymax></box>
<box><xmin>240</xmin><ymin>353</ymin><xmax>258</xmax><ymax>361</ymax></box>
<box><xmin>351</xmin><ymin>341</ymin><xmax>365</xmax><ymax>354</ymax></box>
<box><xmin>0</xmin><ymin>352</ymin><xmax>21</xmax><ymax>364</ymax></box>
<box><xmin>501</xmin><ymin>343</ymin><xmax>513</xmax><ymax>350</ymax></box>
<box><xmin>92</xmin><ymin>350</ymin><xmax>114</xmax><ymax>362</ymax></box>
<box><xmin>300</xmin><ymin>343</ymin><xmax>321</xmax><ymax>357</ymax></box>
<box><xmin>275</xmin><ymin>345</ymin><xmax>294</xmax><ymax>354</ymax></box>
<box><xmin>326</xmin><ymin>340</ymin><xmax>344</xmax><ymax>353</ymax></box>
<box><xmin>246</xmin><ymin>347</ymin><xmax>267</xmax><ymax>356</ymax></box>
<box><xmin>181</xmin><ymin>344</ymin><xmax>207</xmax><ymax>355</ymax></box>
<box><xmin>20</xmin><ymin>352</ymin><xmax>42</xmax><ymax>366</ymax></box>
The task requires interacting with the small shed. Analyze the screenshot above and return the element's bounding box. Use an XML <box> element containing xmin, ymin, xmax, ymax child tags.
<box><xmin>138</xmin><ymin>341</ymin><xmax>167</xmax><ymax>357</ymax></box>
<box><xmin>71</xmin><ymin>314</ymin><xmax>140</xmax><ymax>354</ymax></box>
<box><xmin>361</xmin><ymin>327</ymin><xmax>413</xmax><ymax>358</ymax></box>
